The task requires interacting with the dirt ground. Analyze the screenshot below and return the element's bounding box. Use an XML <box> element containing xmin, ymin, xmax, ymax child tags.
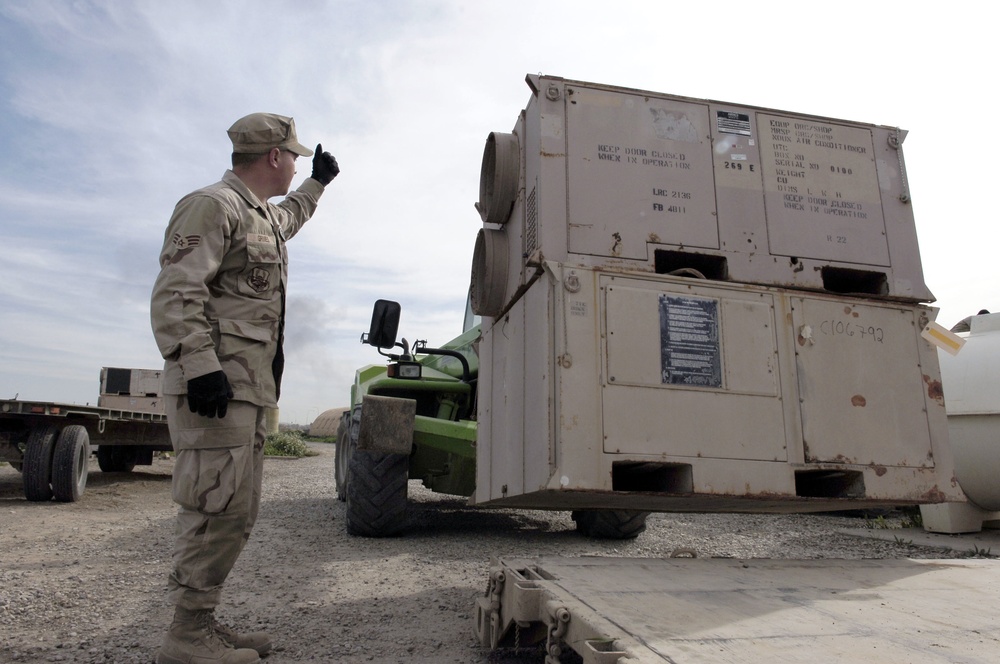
<box><xmin>0</xmin><ymin>442</ymin><xmax>983</xmax><ymax>663</ymax></box>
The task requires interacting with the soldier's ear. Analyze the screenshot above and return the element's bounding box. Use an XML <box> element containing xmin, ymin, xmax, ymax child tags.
<box><xmin>268</xmin><ymin>147</ymin><xmax>281</xmax><ymax>168</ymax></box>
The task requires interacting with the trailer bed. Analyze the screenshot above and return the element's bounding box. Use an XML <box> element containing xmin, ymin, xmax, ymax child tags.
<box><xmin>477</xmin><ymin>555</ymin><xmax>1000</xmax><ymax>663</ymax></box>
<box><xmin>0</xmin><ymin>398</ymin><xmax>171</xmax><ymax>502</ymax></box>
<box><xmin>0</xmin><ymin>398</ymin><xmax>169</xmax><ymax>447</ymax></box>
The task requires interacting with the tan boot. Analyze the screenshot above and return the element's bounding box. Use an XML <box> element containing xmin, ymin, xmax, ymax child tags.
<box><xmin>156</xmin><ymin>607</ymin><xmax>260</xmax><ymax>664</ymax></box>
<box><xmin>210</xmin><ymin>613</ymin><xmax>273</xmax><ymax>657</ymax></box>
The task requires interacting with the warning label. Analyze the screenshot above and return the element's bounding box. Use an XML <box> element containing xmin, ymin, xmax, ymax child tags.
<box><xmin>660</xmin><ymin>295</ymin><xmax>722</xmax><ymax>388</ymax></box>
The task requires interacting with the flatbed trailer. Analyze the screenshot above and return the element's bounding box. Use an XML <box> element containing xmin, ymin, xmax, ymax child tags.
<box><xmin>477</xmin><ymin>555</ymin><xmax>1000</xmax><ymax>663</ymax></box>
<box><xmin>0</xmin><ymin>397</ymin><xmax>171</xmax><ymax>502</ymax></box>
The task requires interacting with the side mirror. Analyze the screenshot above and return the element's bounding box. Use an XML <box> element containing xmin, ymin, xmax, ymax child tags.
<box><xmin>365</xmin><ymin>299</ymin><xmax>401</xmax><ymax>348</ymax></box>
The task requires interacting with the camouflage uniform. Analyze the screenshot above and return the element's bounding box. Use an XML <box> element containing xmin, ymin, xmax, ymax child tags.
<box><xmin>151</xmin><ymin>168</ymin><xmax>324</xmax><ymax>610</ymax></box>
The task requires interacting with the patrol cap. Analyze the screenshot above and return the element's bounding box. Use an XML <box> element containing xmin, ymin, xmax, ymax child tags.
<box><xmin>227</xmin><ymin>113</ymin><xmax>313</xmax><ymax>157</ymax></box>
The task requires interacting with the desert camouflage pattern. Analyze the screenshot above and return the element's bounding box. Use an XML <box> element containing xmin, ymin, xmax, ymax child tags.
<box><xmin>165</xmin><ymin>399</ymin><xmax>265</xmax><ymax>609</ymax></box>
<box><xmin>151</xmin><ymin>170</ymin><xmax>324</xmax><ymax>408</ymax></box>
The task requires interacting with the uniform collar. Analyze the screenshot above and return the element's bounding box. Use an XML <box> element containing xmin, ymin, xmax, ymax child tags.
<box><xmin>223</xmin><ymin>170</ymin><xmax>266</xmax><ymax>210</ymax></box>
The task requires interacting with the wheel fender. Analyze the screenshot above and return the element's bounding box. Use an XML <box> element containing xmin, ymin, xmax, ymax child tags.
<box><xmin>358</xmin><ymin>395</ymin><xmax>416</xmax><ymax>454</ymax></box>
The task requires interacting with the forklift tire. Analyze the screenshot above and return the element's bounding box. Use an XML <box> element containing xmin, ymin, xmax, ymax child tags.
<box><xmin>97</xmin><ymin>445</ymin><xmax>139</xmax><ymax>473</ymax></box>
<box><xmin>346</xmin><ymin>449</ymin><xmax>409</xmax><ymax>537</ymax></box>
<box><xmin>51</xmin><ymin>425</ymin><xmax>90</xmax><ymax>503</ymax></box>
<box><xmin>334</xmin><ymin>411</ymin><xmax>352</xmax><ymax>502</ymax></box>
<box><xmin>571</xmin><ymin>509</ymin><xmax>650</xmax><ymax>539</ymax></box>
<box><xmin>23</xmin><ymin>423</ymin><xmax>59</xmax><ymax>502</ymax></box>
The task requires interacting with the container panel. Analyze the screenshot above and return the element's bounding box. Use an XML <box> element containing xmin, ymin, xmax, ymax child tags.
<box><xmin>565</xmin><ymin>85</ymin><xmax>719</xmax><ymax>259</ymax></box>
<box><xmin>758</xmin><ymin>114</ymin><xmax>890</xmax><ymax>266</ymax></box>
<box><xmin>792</xmin><ymin>297</ymin><xmax>933</xmax><ymax>466</ymax></box>
<box><xmin>479</xmin><ymin>299</ymin><xmax>527</xmax><ymax>500</ymax></box>
<box><xmin>603</xmin><ymin>278</ymin><xmax>786</xmax><ymax>461</ymax></box>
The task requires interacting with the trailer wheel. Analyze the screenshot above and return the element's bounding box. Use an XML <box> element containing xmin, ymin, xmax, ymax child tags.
<box><xmin>96</xmin><ymin>445</ymin><xmax>139</xmax><ymax>473</ymax></box>
<box><xmin>51</xmin><ymin>425</ymin><xmax>90</xmax><ymax>502</ymax></box>
<box><xmin>571</xmin><ymin>509</ymin><xmax>649</xmax><ymax>539</ymax></box>
<box><xmin>23</xmin><ymin>424</ymin><xmax>59</xmax><ymax>501</ymax></box>
<box><xmin>334</xmin><ymin>410</ymin><xmax>353</xmax><ymax>502</ymax></box>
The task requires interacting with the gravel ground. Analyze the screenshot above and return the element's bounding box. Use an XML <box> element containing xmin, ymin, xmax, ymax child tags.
<box><xmin>0</xmin><ymin>442</ymin><xmax>985</xmax><ymax>663</ymax></box>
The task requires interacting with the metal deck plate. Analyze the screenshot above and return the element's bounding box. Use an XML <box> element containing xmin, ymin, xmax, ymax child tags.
<box><xmin>490</xmin><ymin>556</ymin><xmax>1000</xmax><ymax>663</ymax></box>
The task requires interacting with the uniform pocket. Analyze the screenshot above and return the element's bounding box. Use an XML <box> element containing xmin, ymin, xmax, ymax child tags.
<box><xmin>217</xmin><ymin>319</ymin><xmax>276</xmax><ymax>390</ymax></box>
<box><xmin>172</xmin><ymin>445</ymin><xmax>251</xmax><ymax>515</ymax></box>
<box><xmin>238</xmin><ymin>235</ymin><xmax>281</xmax><ymax>299</ymax></box>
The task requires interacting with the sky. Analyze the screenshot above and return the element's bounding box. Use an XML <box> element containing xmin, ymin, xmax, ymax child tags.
<box><xmin>0</xmin><ymin>0</ymin><xmax>995</xmax><ymax>425</ymax></box>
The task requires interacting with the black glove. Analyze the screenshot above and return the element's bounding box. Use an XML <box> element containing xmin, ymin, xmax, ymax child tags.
<box><xmin>311</xmin><ymin>143</ymin><xmax>340</xmax><ymax>185</ymax></box>
<box><xmin>187</xmin><ymin>371</ymin><xmax>234</xmax><ymax>419</ymax></box>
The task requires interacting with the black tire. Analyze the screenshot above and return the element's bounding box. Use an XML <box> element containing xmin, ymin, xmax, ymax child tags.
<box><xmin>96</xmin><ymin>445</ymin><xmax>139</xmax><ymax>473</ymax></box>
<box><xmin>571</xmin><ymin>509</ymin><xmax>649</xmax><ymax>539</ymax></box>
<box><xmin>23</xmin><ymin>424</ymin><xmax>59</xmax><ymax>502</ymax></box>
<box><xmin>51</xmin><ymin>425</ymin><xmax>90</xmax><ymax>502</ymax></box>
<box><xmin>334</xmin><ymin>411</ymin><xmax>352</xmax><ymax>502</ymax></box>
<box><xmin>345</xmin><ymin>403</ymin><xmax>408</xmax><ymax>537</ymax></box>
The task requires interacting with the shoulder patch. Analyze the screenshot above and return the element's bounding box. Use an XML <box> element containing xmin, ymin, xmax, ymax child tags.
<box><xmin>171</xmin><ymin>233</ymin><xmax>202</xmax><ymax>249</ymax></box>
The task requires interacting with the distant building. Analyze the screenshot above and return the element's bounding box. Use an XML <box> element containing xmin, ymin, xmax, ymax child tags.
<box><xmin>309</xmin><ymin>407</ymin><xmax>349</xmax><ymax>438</ymax></box>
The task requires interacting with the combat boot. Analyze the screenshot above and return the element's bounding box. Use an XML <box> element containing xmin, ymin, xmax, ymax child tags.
<box><xmin>210</xmin><ymin>612</ymin><xmax>273</xmax><ymax>657</ymax></box>
<box><xmin>156</xmin><ymin>607</ymin><xmax>260</xmax><ymax>664</ymax></box>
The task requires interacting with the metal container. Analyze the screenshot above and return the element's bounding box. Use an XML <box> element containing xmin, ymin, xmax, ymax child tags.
<box><xmin>100</xmin><ymin>367</ymin><xmax>163</xmax><ymax>397</ymax></box>
<box><xmin>472</xmin><ymin>75</ymin><xmax>932</xmax><ymax>321</ymax></box>
<box><xmin>471</xmin><ymin>75</ymin><xmax>960</xmax><ymax>512</ymax></box>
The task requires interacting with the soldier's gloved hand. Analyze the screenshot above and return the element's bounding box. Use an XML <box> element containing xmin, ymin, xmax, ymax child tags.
<box><xmin>187</xmin><ymin>371</ymin><xmax>234</xmax><ymax>419</ymax></box>
<box><xmin>311</xmin><ymin>143</ymin><xmax>340</xmax><ymax>185</ymax></box>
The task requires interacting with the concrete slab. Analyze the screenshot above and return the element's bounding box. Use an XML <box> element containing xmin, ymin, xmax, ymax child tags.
<box><xmin>840</xmin><ymin>526</ymin><xmax>1000</xmax><ymax>554</ymax></box>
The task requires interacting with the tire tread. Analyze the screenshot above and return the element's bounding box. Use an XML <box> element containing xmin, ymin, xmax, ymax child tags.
<box><xmin>345</xmin><ymin>450</ymin><xmax>408</xmax><ymax>537</ymax></box>
<box><xmin>572</xmin><ymin>509</ymin><xmax>649</xmax><ymax>539</ymax></box>
<box><xmin>52</xmin><ymin>425</ymin><xmax>90</xmax><ymax>502</ymax></box>
<box><xmin>23</xmin><ymin>424</ymin><xmax>59</xmax><ymax>502</ymax></box>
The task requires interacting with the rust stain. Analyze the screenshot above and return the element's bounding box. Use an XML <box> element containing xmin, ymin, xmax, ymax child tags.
<box><xmin>920</xmin><ymin>485</ymin><xmax>947</xmax><ymax>502</ymax></box>
<box><xmin>844</xmin><ymin>306</ymin><xmax>852</xmax><ymax>315</ymax></box>
<box><xmin>805</xmin><ymin>454</ymin><xmax>853</xmax><ymax>464</ymax></box>
<box><xmin>923</xmin><ymin>375</ymin><xmax>945</xmax><ymax>406</ymax></box>
<box><xmin>648</xmin><ymin>233</ymin><xmax>661</xmax><ymax>243</ymax></box>
<box><xmin>851</xmin><ymin>395</ymin><xmax>867</xmax><ymax>407</ymax></box>
<box><xmin>741</xmin><ymin>490</ymin><xmax>795</xmax><ymax>500</ymax></box>
<box><xmin>872</xmin><ymin>465</ymin><xmax>887</xmax><ymax>477</ymax></box>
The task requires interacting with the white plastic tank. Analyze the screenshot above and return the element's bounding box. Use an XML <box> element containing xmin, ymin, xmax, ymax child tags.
<box><xmin>923</xmin><ymin>312</ymin><xmax>1000</xmax><ymax>533</ymax></box>
<box><xmin>938</xmin><ymin>313</ymin><xmax>1000</xmax><ymax>510</ymax></box>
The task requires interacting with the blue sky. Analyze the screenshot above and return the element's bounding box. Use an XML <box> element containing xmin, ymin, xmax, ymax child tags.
<box><xmin>1</xmin><ymin>0</ymin><xmax>995</xmax><ymax>424</ymax></box>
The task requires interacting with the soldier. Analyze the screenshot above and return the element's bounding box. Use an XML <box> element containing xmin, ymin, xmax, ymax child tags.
<box><xmin>150</xmin><ymin>113</ymin><xmax>339</xmax><ymax>664</ymax></box>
